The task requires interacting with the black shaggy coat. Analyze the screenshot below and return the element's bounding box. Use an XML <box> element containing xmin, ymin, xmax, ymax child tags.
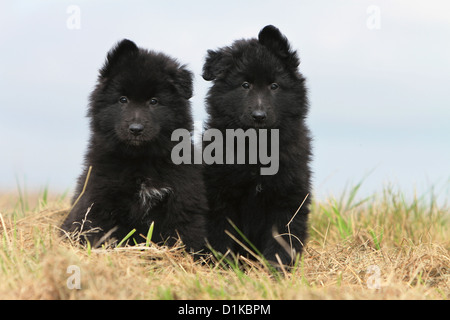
<box><xmin>61</xmin><ymin>40</ymin><xmax>207</xmax><ymax>251</ymax></box>
<box><xmin>202</xmin><ymin>26</ymin><xmax>312</xmax><ymax>265</ymax></box>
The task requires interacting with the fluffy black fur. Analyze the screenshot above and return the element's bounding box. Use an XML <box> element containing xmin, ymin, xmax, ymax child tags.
<box><xmin>61</xmin><ymin>39</ymin><xmax>207</xmax><ymax>251</ymax></box>
<box><xmin>202</xmin><ymin>26</ymin><xmax>312</xmax><ymax>265</ymax></box>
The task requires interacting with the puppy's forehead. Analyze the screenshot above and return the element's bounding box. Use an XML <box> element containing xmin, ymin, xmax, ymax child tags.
<box><xmin>234</xmin><ymin>45</ymin><xmax>284</xmax><ymax>80</ymax></box>
<box><xmin>123</xmin><ymin>51</ymin><xmax>177</xmax><ymax>76</ymax></box>
<box><xmin>118</xmin><ymin>57</ymin><xmax>173</xmax><ymax>93</ymax></box>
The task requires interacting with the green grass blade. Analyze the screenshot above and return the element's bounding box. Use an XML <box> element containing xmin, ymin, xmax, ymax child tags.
<box><xmin>145</xmin><ymin>222</ymin><xmax>155</xmax><ymax>247</ymax></box>
<box><xmin>41</xmin><ymin>186</ymin><xmax>48</xmax><ymax>207</ymax></box>
<box><xmin>226</xmin><ymin>219</ymin><xmax>280</xmax><ymax>276</ymax></box>
<box><xmin>117</xmin><ymin>229</ymin><xmax>136</xmax><ymax>248</ymax></box>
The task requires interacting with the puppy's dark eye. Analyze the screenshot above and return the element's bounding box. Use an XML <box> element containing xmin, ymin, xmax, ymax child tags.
<box><xmin>242</xmin><ymin>82</ymin><xmax>251</xmax><ymax>90</ymax></box>
<box><xmin>119</xmin><ymin>96</ymin><xmax>128</xmax><ymax>104</ymax></box>
<box><xmin>270</xmin><ymin>83</ymin><xmax>279</xmax><ymax>90</ymax></box>
<box><xmin>150</xmin><ymin>98</ymin><xmax>158</xmax><ymax>105</ymax></box>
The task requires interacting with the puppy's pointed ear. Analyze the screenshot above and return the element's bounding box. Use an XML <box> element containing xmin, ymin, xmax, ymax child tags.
<box><xmin>173</xmin><ymin>66</ymin><xmax>194</xmax><ymax>100</ymax></box>
<box><xmin>202</xmin><ymin>49</ymin><xmax>231</xmax><ymax>81</ymax></box>
<box><xmin>100</xmin><ymin>39</ymin><xmax>139</xmax><ymax>78</ymax></box>
<box><xmin>258</xmin><ymin>25</ymin><xmax>300</xmax><ymax>69</ymax></box>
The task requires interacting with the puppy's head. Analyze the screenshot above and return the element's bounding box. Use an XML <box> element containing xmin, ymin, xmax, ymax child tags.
<box><xmin>203</xmin><ymin>25</ymin><xmax>306</xmax><ymax>129</ymax></box>
<box><xmin>89</xmin><ymin>39</ymin><xmax>194</xmax><ymax>149</ymax></box>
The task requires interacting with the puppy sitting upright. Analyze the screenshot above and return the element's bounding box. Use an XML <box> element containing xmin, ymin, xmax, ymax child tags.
<box><xmin>61</xmin><ymin>39</ymin><xmax>207</xmax><ymax>251</ymax></box>
<box><xmin>202</xmin><ymin>26</ymin><xmax>312</xmax><ymax>265</ymax></box>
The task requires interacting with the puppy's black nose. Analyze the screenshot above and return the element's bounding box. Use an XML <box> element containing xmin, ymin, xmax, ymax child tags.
<box><xmin>252</xmin><ymin>110</ymin><xmax>267</xmax><ymax>122</ymax></box>
<box><xmin>129</xmin><ymin>123</ymin><xmax>144</xmax><ymax>136</ymax></box>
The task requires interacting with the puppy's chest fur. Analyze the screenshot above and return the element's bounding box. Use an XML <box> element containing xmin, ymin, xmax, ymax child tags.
<box><xmin>138</xmin><ymin>182</ymin><xmax>172</xmax><ymax>211</ymax></box>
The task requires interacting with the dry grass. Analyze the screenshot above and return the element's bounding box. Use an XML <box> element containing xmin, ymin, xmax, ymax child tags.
<box><xmin>0</xmin><ymin>184</ymin><xmax>448</xmax><ymax>300</ymax></box>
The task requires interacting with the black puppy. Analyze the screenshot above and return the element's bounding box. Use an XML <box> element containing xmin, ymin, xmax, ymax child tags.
<box><xmin>61</xmin><ymin>40</ymin><xmax>207</xmax><ymax>251</ymax></box>
<box><xmin>202</xmin><ymin>26</ymin><xmax>312</xmax><ymax>265</ymax></box>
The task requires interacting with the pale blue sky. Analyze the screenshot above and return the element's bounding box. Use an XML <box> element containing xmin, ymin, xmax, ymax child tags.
<box><xmin>0</xmin><ymin>0</ymin><xmax>449</xmax><ymax>203</ymax></box>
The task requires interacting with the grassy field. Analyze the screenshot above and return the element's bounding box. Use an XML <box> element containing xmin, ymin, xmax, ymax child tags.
<box><xmin>0</xmin><ymin>183</ymin><xmax>448</xmax><ymax>300</ymax></box>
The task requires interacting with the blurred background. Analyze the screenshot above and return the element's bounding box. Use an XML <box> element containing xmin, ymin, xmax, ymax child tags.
<box><xmin>1</xmin><ymin>0</ymin><xmax>449</xmax><ymax>204</ymax></box>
